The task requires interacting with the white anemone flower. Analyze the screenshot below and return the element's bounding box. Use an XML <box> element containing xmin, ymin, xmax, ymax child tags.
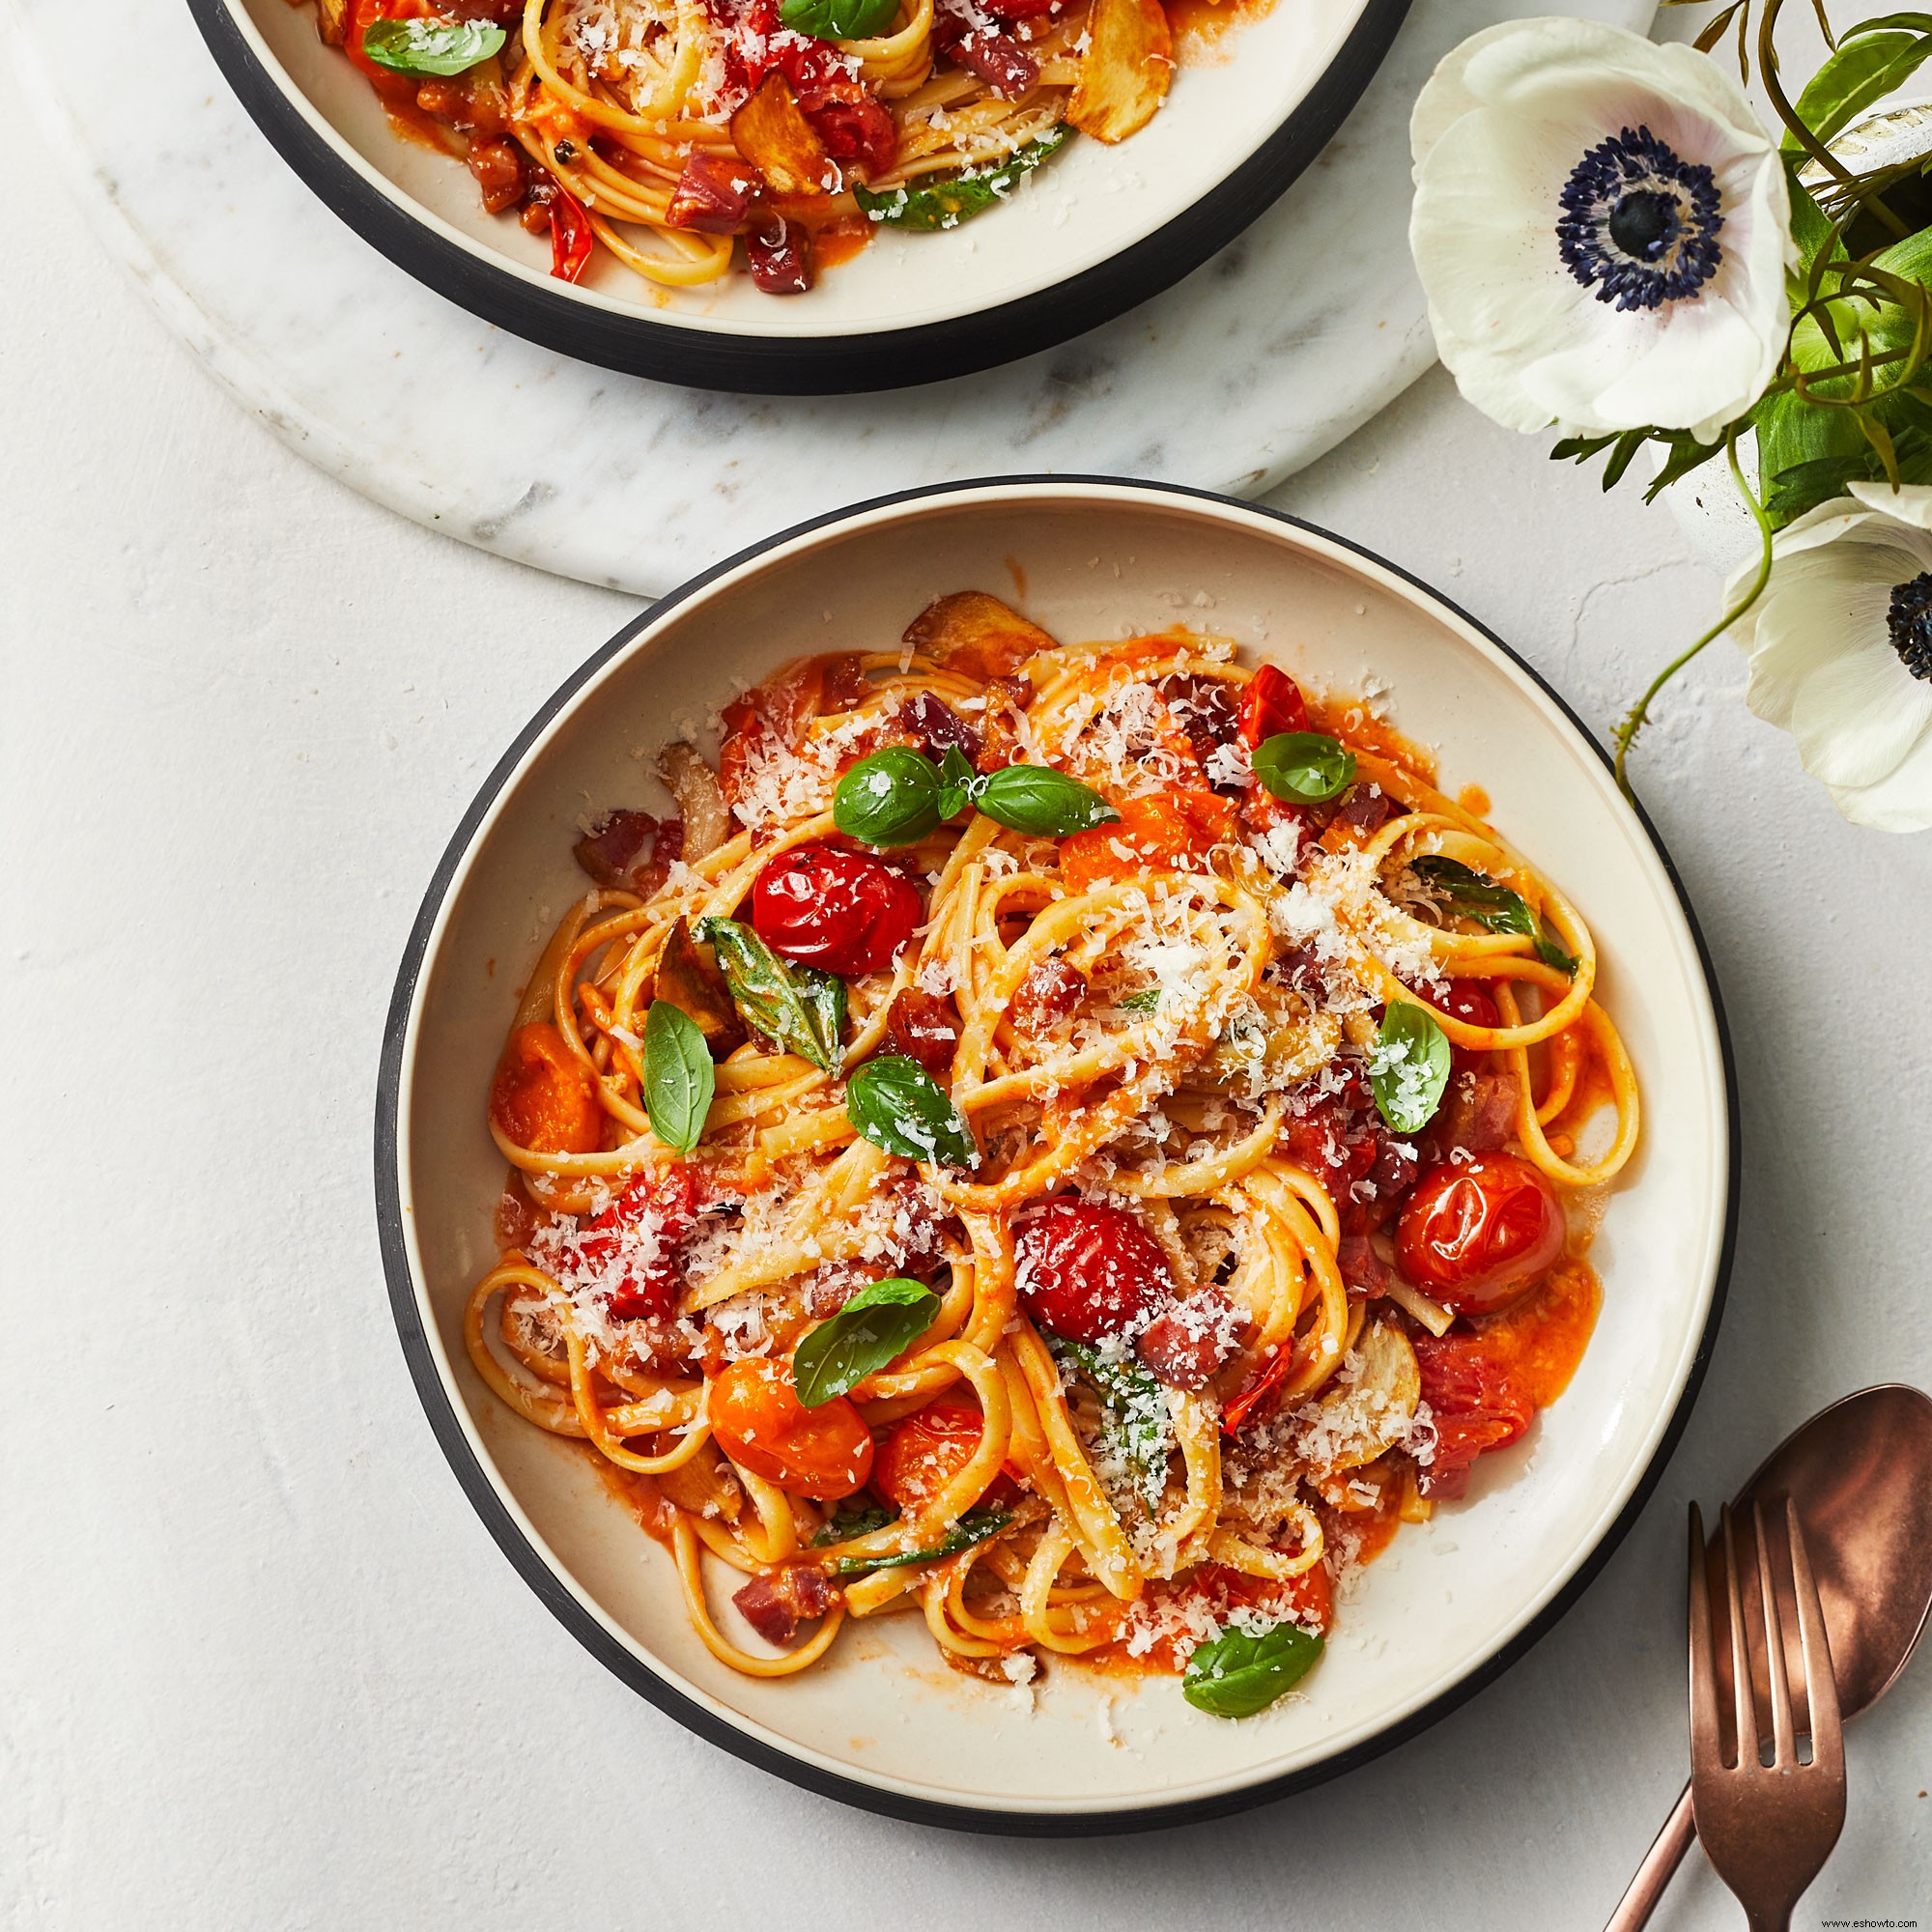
<box><xmin>1727</xmin><ymin>483</ymin><xmax>1932</xmax><ymax>831</ymax></box>
<box><xmin>1410</xmin><ymin>18</ymin><xmax>1793</xmax><ymax>442</ymax></box>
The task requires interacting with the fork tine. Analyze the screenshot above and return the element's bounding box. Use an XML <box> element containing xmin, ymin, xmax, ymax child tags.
<box><xmin>1786</xmin><ymin>1498</ymin><xmax>1845</xmax><ymax>1778</ymax></box>
<box><xmin>1753</xmin><ymin>1497</ymin><xmax>1796</xmax><ymax>1768</ymax></box>
<box><xmin>1720</xmin><ymin>1504</ymin><xmax>1755</xmax><ymax>1768</ymax></box>
<box><xmin>1687</xmin><ymin>1502</ymin><xmax>1721</xmax><ymax>1766</ymax></box>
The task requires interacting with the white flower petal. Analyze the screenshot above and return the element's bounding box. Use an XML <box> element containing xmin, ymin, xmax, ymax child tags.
<box><xmin>1827</xmin><ymin>720</ymin><xmax>1932</xmax><ymax>831</ymax></box>
<box><xmin>1844</xmin><ymin>480</ymin><xmax>1932</xmax><ymax>531</ymax></box>
<box><xmin>1787</xmin><ymin>641</ymin><xmax>1932</xmax><ymax>785</ymax></box>
<box><xmin>1741</xmin><ymin>575</ymin><xmax>1892</xmax><ymax>731</ymax></box>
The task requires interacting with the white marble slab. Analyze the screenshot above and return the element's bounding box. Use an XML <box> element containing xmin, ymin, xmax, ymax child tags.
<box><xmin>13</xmin><ymin>0</ymin><xmax>1650</xmax><ymax>595</ymax></box>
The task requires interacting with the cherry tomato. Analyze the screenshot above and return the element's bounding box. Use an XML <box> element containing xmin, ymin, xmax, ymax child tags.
<box><xmin>490</xmin><ymin>1022</ymin><xmax>603</xmax><ymax>1153</ymax></box>
<box><xmin>1411</xmin><ymin>1333</ymin><xmax>1535</xmax><ymax>1499</ymax></box>
<box><xmin>1236</xmin><ymin>664</ymin><xmax>1310</xmax><ymax>749</ymax></box>
<box><xmin>872</xmin><ymin>1401</ymin><xmax>1019</xmax><ymax>1513</ymax></box>
<box><xmin>751</xmin><ymin>841</ymin><xmax>923</xmax><ymax>976</ymax></box>
<box><xmin>1425</xmin><ymin>978</ymin><xmax>1502</xmax><ymax>1078</ymax></box>
<box><xmin>1395</xmin><ymin>1151</ymin><xmax>1564</xmax><ymax>1315</ymax></box>
<box><xmin>565</xmin><ymin>1163</ymin><xmax>699</xmax><ymax>1321</ymax></box>
<box><xmin>1014</xmin><ymin>1200</ymin><xmax>1173</xmax><ymax>1345</ymax></box>
<box><xmin>1059</xmin><ymin>791</ymin><xmax>1237</xmax><ymax>894</ymax></box>
<box><xmin>1201</xmin><ymin>1559</ymin><xmax>1334</xmax><ymax>1634</ymax></box>
<box><xmin>709</xmin><ymin>1357</ymin><xmax>875</xmax><ymax>1499</ymax></box>
<box><xmin>544</xmin><ymin>178</ymin><xmax>594</xmax><ymax>284</ymax></box>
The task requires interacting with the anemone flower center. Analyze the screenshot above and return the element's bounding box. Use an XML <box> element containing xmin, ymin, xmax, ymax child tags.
<box><xmin>1887</xmin><ymin>571</ymin><xmax>1932</xmax><ymax>680</ymax></box>
<box><xmin>1556</xmin><ymin>126</ymin><xmax>1724</xmax><ymax>312</ymax></box>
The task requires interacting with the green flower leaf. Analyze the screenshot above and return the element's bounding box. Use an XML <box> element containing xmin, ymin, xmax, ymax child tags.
<box><xmin>792</xmin><ymin>1276</ymin><xmax>941</xmax><ymax>1406</ymax></box>
<box><xmin>1409</xmin><ymin>855</ymin><xmax>1577</xmax><ymax>974</ymax></box>
<box><xmin>779</xmin><ymin>0</ymin><xmax>900</xmax><ymax>37</ymax></box>
<box><xmin>641</xmin><ymin>999</ymin><xmax>715</xmax><ymax>1156</ymax></box>
<box><xmin>974</xmin><ymin>763</ymin><xmax>1120</xmax><ymax>836</ymax></box>
<box><xmin>1182</xmin><ymin>1618</ymin><xmax>1325</xmax><ymax>1718</ymax></box>
<box><xmin>1786</xmin><ymin>27</ymin><xmax>1932</xmax><ymax>155</ymax></box>
<box><xmin>1252</xmin><ymin>731</ymin><xmax>1355</xmax><ymax>805</ymax></box>
<box><xmin>694</xmin><ymin>917</ymin><xmax>845</xmax><ymax>1071</ymax></box>
<box><xmin>826</xmin><ymin>1507</ymin><xmax>1011</xmax><ymax>1577</ymax></box>
<box><xmin>1048</xmin><ymin>1335</ymin><xmax>1171</xmax><ymax>1512</ymax></box>
<box><xmin>360</xmin><ymin>17</ymin><xmax>506</xmax><ymax>74</ymax></box>
<box><xmin>843</xmin><ymin>1055</ymin><xmax>978</xmax><ymax>1169</ymax></box>
<box><xmin>834</xmin><ymin>746</ymin><xmax>944</xmax><ymax>847</ymax></box>
<box><xmin>1369</xmin><ymin>1002</ymin><xmax>1452</xmax><ymax>1137</ymax></box>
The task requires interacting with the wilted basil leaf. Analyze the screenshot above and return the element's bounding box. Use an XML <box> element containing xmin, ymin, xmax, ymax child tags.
<box><xmin>834</xmin><ymin>746</ymin><xmax>944</xmax><ymax>847</ymax></box>
<box><xmin>1115</xmin><ymin>988</ymin><xmax>1162</xmax><ymax>1013</ymax></box>
<box><xmin>1182</xmin><ymin>1618</ymin><xmax>1325</xmax><ymax>1717</ymax></box>
<box><xmin>828</xmin><ymin>1507</ymin><xmax>1011</xmax><ymax>1577</ymax></box>
<box><xmin>811</xmin><ymin>1503</ymin><xmax>899</xmax><ymax>1547</ymax></box>
<box><xmin>1369</xmin><ymin>1002</ymin><xmax>1452</xmax><ymax>1136</ymax></box>
<box><xmin>975</xmin><ymin>763</ymin><xmax>1120</xmax><ymax>836</ymax></box>
<box><xmin>779</xmin><ymin>0</ymin><xmax>900</xmax><ymax>39</ymax></box>
<box><xmin>641</xmin><ymin>999</ymin><xmax>714</xmax><ymax>1156</ymax></box>
<box><xmin>844</xmin><ymin>1055</ymin><xmax>978</xmax><ymax>1168</ymax></box>
<box><xmin>792</xmin><ymin>1275</ymin><xmax>940</xmax><ymax>1406</ymax></box>
<box><xmin>361</xmin><ymin>17</ymin><xmax>506</xmax><ymax>74</ymax></box>
<box><xmin>1410</xmin><ymin>855</ymin><xmax>1577</xmax><ymax>975</ymax></box>
<box><xmin>1252</xmin><ymin>731</ymin><xmax>1355</xmax><ymax>804</ymax></box>
<box><xmin>1049</xmin><ymin>1335</ymin><xmax>1170</xmax><ymax>1512</ymax></box>
<box><xmin>695</xmin><ymin>917</ymin><xmax>844</xmax><ymax>1072</ymax></box>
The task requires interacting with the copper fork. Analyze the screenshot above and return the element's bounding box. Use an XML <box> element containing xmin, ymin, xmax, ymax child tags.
<box><xmin>1688</xmin><ymin>1497</ymin><xmax>1847</xmax><ymax>1930</ymax></box>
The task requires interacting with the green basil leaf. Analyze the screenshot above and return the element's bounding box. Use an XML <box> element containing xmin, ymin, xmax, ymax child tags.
<box><xmin>360</xmin><ymin>18</ymin><xmax>506</xmax><ymax>74</ymax></box>
<box><xmin>1369</xmin><ymin>1002</ymin><xmax>1452</xmax><ymax>1137</ymax></box>
<box><xmin>1116</xmin><ymin>989</ymin><xmax>1162</xmax><ymax>1013</ymax></box>
<box><xmin>1049</xmin><ymin>1335</ymin><xmax>1171</xmax><ymax>1512</ymax></box>
<box><xmin>1252</xmin><ymin>731</ymin><xmax>1355</xmax><ymax>804</ymax></box>
<box><xmin>834</xmin><ymin>746</ymin><xmax>943</xmax><ymax>847</ymax></box>
<box><xmin>811</xmin><ymin>1503</ymin><xmax>899</xmax><ymax>1547</ymax></box>
<box><xmin>1409</xmin><ymin>856</ymin><xmax>1577</xmax><ymax>975</ymax></box>
<box><xmin>853</xmin><ymin>128</ymin><xmax>1066</xmax><ymax>231</ymax></box>
<box><xmin>694</xmin><ymin>917</ymin><xmax>844</xmax><ymax>1072</ymax></box>
<box><xmin>792</xmin><ymin>1275</ymin><xmax>941</xmax><ymax>1406</ymax></box>
<box><xmin>844</xmin><ymin>1055</ymin><xmax>979</xmax><ymax>1168</ymax></box>
<box><xmin>641</xmin><ymin>999</ymin><xmax>715</xmax><ymax>1156</ymax></box>
<box><xmin>974</xmin><ymin>763</ymin><xmax>1120</xmax><ymax>836</ymax></box>
<box><xmin>779</xmin><ymin>0</ymin><xmax>900</xmax><ymax>39</ymax></box>
<box><xmin>828</xmin><ymin>1507</ymin><xmax>1011</xmax><ymax>1577</ymax></box>
<box><xmin>1182</xmin><ymin>1618</ymin><xmax>1325</xmax><ymax>1718</ymax></box>
<box><xmin>935</xmin><ymin>745</ymin><xmax>978</xmax><ymax>822</ymax></box>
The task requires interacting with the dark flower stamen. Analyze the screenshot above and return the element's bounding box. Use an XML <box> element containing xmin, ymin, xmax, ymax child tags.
<box><xmin>1557</xmin><ymin>126</ymin><xmax>1723</xmax><ymax>311</ymax></box>
<box><xmin>1888</xmin><ymin>571</ymin><xmax>1932</xmax><ymax>680</ymax></box>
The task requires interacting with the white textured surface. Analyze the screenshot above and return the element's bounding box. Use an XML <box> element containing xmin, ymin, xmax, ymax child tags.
<box><xmin>6</xmin><ymin>20</ymin><xmax>1932</xmax><ymax>1932</ymax></box>
<box><xmin>13</xmin><ymin>0</ymin><xmax>1646</xmax><ymax>594</ymax></box>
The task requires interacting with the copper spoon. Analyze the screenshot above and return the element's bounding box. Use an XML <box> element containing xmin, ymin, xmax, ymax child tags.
<box><xmin>1605</xmin><ymin>1383</ymin><xmax>1932</xmax><ymax>1931</ymax></box>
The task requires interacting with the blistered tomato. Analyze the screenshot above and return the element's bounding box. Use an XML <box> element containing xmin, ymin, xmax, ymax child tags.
<box><xmin>709</xmin><ymin>1357</ymin><xmax>875</xmax><ymax>1499</ymax></box>
<box><xmin>1395</xmin><ymin>1151</ymin><xmax>1564</xmax><ymax>1315</ymax></box>
<box><xmin>1426</xmin><ymin>978</ymin><xmax>1503</xmax><ymax>1077</ymax></box>
<box><xmin>1235</xmin><ymin>664</ymin><xmax>1310</xmax><ymax>748</ymax></box>
<box><xmin>871</xmin><ymin>1401</ymin><xmax>1017</xmax><ymax>1513</ymax></box>
<box><xmin>489</xmin><ymin>1022</ymin><xmax>603</xmax><ymax>1154</ymax></box>
<box><xmin>1014</xmin><ymin>1200</ymin><xmax>1173</xmax><ymax>1345</ymax></box>
<box><xmin>750</xmin><ymin>842</ymin><xmax>923</xmax><ymax>977</ymax></box>
<box><xmin>1411</xmin><ymin>1334</ymin><xmax>1536</xmax><ymax>1499</ymax></box>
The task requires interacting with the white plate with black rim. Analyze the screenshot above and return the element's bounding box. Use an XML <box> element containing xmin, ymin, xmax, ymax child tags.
<box><xmin>375</xmin><ymin>475</ymin><xmax>1736</xmax><ymax>1832</ymax></box>
<box><xmin>188</xmin><ymin>0</ymin><xmax>1409</xmax><ymax>393</ymax></box>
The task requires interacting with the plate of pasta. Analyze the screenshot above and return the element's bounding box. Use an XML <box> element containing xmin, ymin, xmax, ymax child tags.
<box><xmin>378</xmin><ymin>477</ymin><xmax>1734</xmax><ymax>1829</ymax></box>
<box><xmin>188</xmin><ymin>0</ymin><xmax>1407</xmax><ymax>390</ymax></box>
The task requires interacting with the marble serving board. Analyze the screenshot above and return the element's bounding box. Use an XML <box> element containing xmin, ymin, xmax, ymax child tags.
<box><xmin>13</xmin><ymin>0</ymin><xmax>1650</xmax><ymax>596</ymax></box>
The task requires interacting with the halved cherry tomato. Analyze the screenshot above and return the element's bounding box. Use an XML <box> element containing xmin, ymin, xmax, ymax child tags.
<box><xmin>540</xmin><ymin>176</ymin><xmax>594</xmax><ymax>282</ymax></box>
<box><xmin>751</xmin><ymin>841</ymin><xmax>923</xmax><ymax>976</ymax></box>
<box><xmin>489</xmin><ymin>1022</ymin><xmax>603</xmax><ymax>1153</ymax></box>
<box><xmin>1236</xmin><ymin>664</ymin><xmax>1310</xmax><ymax>749</ymax></box>
<box><xmin>1411</xmin><ymin>1333</ymin><xmax>1535</xmax><ymax>1499</ymax></box>
<box><xmin>872</xmin><ymin>1400</ymin><xmax>1020</xmax><ymax>1513</ymax></box>
<box><xmin>1059</xmin><ymin>791</ymin><xmax>1237</xmax><ymax>894</ymax></box>
<box><xmin>1014</xmin><ymin>1200</ymin><xmax>1173</xmax><ymax>1345</ymax></box>
<box><xmin>709</xmin><ymin>1356</ymin><xmax>874</xmax><ymax>1499</ymax></box>
<box><xmin>1201</xmin><ymin>1558</ymin><xmax>1333</xmax><ymax>1634</ymax></box>
<box><xmin>562</xmin><ymin>1163</ymin><xmax>699</xmax><ymax>1321</ymax></box>
<box><xmin>1395</xmin><ymin>1150</ymin><xmax>1564</xmax><ymax>1315</ymax></box>
<box><xmin>1425</xmin><ymin>978</ymin><xmax>1502</xmax><ymax>1078</ymax></box>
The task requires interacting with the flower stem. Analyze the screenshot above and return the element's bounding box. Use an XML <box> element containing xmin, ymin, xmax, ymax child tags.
<box><xmin>1612</xmin><ymin>433</ymin><xmax>1776</xmax><ymax>802</ymax></box>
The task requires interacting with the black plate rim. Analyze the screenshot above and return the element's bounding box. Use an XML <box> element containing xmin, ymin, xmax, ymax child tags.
<box><xmin>373</xmin><ymin>473</ymin><xmax>1739</xmax><ymax>1836</ymax></box>
<box><xmin>185</xmin><ymin>0</ymin><xmax>1411</xmax><ymax>395</ymax></box>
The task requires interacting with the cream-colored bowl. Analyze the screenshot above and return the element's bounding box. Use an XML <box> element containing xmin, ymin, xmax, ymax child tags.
<box><xmin>189</xmin><ymin>0</ymin><xmax>1407</xmax><ymax>391</ymax></box>
<box><xmin>376</xmin><ymin>479</ymin><xmax>1735</xmax><ymax>1831</ymax></box>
